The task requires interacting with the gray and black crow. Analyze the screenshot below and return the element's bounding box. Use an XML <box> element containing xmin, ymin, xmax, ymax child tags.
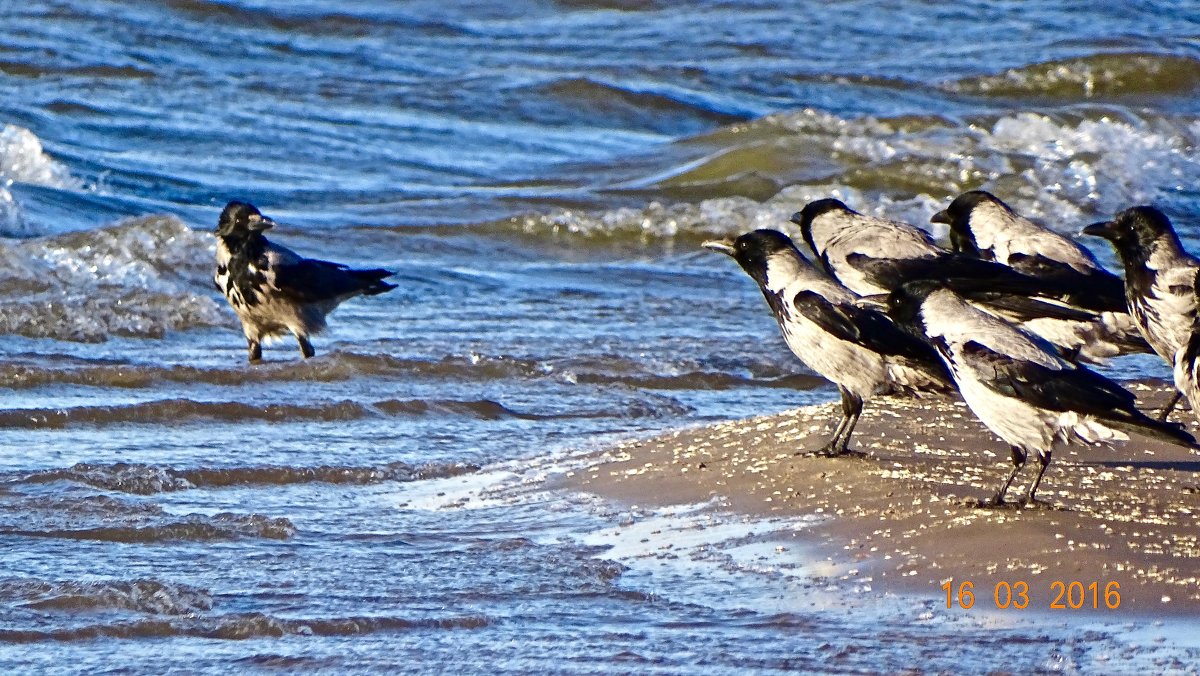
<box><xmin>1084</xmin><ymin>206</ymin><xmax>1200</xmax><ymax>421</ymax></box>
<box><xmin>214</xmin><ymin>201</ymin><xmax>397</xmax><ymax>362</ymax></box>
<box><xmin>888</xmin><ymin>279</ymin><xmax>1195</xmax><ymax>507</ymax></box>
<box><xmin>791</xmin><ymin>198</ymin><xmax>1122</xmax><ymax>360</ymax></box>
<box><xmin>932</xmin><ymin>190</ymin><xmax>1150</xmax><ymax>361</ymax></box>
<box><xmin>704</xmin><ymin>229</ymin><xmax>952</xmax><ymax>456</ymax></box>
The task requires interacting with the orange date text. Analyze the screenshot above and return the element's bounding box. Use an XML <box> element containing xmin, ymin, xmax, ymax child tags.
<box><xmin>941</xmin><ymin>579</ymin><xmax>1121</xmax><ymax>610</ymax></box>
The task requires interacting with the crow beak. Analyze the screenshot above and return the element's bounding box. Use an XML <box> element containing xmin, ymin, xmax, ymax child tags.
<box><xmin>930</xmin><ymin>209</ymin><xmax>951</xmax><ymax>225</ymax></box>
<box><xmin>1081</xmin><ymin>220</ymin><xmax>1113</xmax><ymax>239</ymax></box>
<box><xmin>853</xmin><ymin>294</ymin><xmax>888</xmax><ymax>310</ymax></box>
<box><xmin>788</xmin><ymin>211</ymin><xmax>804</xmax><ymax>227</ymax></box>
<box><xmin>249</xmin><ymin>216</ymin><xmax>276</xmax><ymax>232</ymax></box>
<box><xmin>702</xmin><ymin>239</ymin><xmax>736</xmax><ymax>256</ymax></box>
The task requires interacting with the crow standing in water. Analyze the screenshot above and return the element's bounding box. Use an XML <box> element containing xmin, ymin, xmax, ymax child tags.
<box><xmin>790</xmin><ymin>198</ymin><xmax>1121</xmax><ymax>361</ymax></box>
<box><xmin>1084</xmin><ymin>206</ymin><xmax>1200</xmax><ymax>421</ymax></box>
<box><xmin>888</xmin><ymin>280</ymin><xmax>1195</xmax><ymax>507</ymax></box>
<box><xmin>931</xmin><ymin>190</ymin><xmax>1150</xmax><ymax>362</ymax></box>
<box><xmin>704</xmin><ymin>229</ymin><xmax>952</xmax><ymax>457</ymax></box>
<box><xmin>214</xmin><ymin>201</ymin><xmax>397</xmax><ymax>362</ymax></box>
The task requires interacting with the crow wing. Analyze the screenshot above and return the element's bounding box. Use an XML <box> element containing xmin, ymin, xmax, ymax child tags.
<box><xmin>960</xmin><ymin>339</ymin><xmax>1195</xmax><ymax>445</ymax></box>
<box><xmin>791</xmin><ymin>290</ymin><xmax>942</xmax><ymax>366</ymax></box>
<box><xmin>845</xmin><ymin>252</ymin><xmax>1047</xmax><ymax>292</ymax></box>
<box><xmin>957</xmin><ymin>339</ymin><xmax>1135</xmax><ymax>415</ymax></box>
<box><xmin>1004</xmin><ymin>251</ymin><xmax>1095</xmax><ymax>281</ymax></box>
<box><xmin>964</xmin><ymin>293</ymin><xmax>1098</xmax><ymax>323</ymax></box>
<box><xmin>848</xmin><ymin>252</ymin><xmax>1120</xmax><ymax>315</ymax></box>
<box><xmin>270</xmin><ymin>257</ymin><xmax>395</xmax><ymax>304</ymax></box>
<box><xmin>1005</xmin><ymin>253</ymin><xmax>1126</xmax><ymax>312</ymax></box>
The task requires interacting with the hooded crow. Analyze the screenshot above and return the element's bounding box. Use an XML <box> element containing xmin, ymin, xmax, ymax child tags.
<box><xmin>932</xmin><ymin>190</ymin><xmax>1150</xmax><ymax>361</ymax></box>
<box><xmin>791</xmin><ymin>198</ymin><xmax>1122</xmax><ymax>360</ymax></box>
<box><xmin>1084</xmin><ymin>206</ymin><xmax>1200</xmax><ymax>420</ymax></box>
<box><xmin>704</xmin><ymin>229</ymin><xmax>952</xmax><ymax>456</ymax></box>
<box><xmin>214</xmin><ymin>201</ymin><xmax>397</xmax><ymax>362</ymax></box>
<box><xmin>888</xmin><ymin>279</ymin><xmax>1196</xmax><ymax>506</ymax></box>
<box><xmin>792</xmin><ymin>198</ymin><xmax>946</xmax><ymax>298</ymax></box>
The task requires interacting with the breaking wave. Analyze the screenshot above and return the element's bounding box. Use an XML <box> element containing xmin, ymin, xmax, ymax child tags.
<box><xmin>0</xmin><ymin>124</ymin><xmax>83</xmax><ymax>237</ymax></box>
<box><xmin>533</xmin><ymin>77</ymin><xmax>748</xmax><ymax>135</ymax></box>
<box><xmin>0</xmin><ymin>578</ymin><xmax>213</xmax><ymax>615</ymax></box>
<box><xmin>0</xmin><ymin>611</ymin><xmax>490</xmax><ymax>642</ymax></box>
<box><xmin>0</xmin><ymin>351</ymin><xmax>817</xmax><ymax>392</ymax></box>
<box><xmin>0</xmin><ymin>352</ymin><xmax>550</xmax><ymax>389</ymax></box>
<box><xmin>0</xmin><ymin>512</ymin><xmax>295</xmax><ymax>542</ymax></box>
<box><xmin>0</xmin><ymin>214</ymin><xmax>226</xmax><ymax>341</ymax></box>
<box><xmin>946</xmin><ymin>53</ymin><xmax>1200</xmax><ymax>99</ymax></box>
<box><xmin>0</xmin><ymin>393</ymin><xmax>694</xmax><ymax>428</ymax></box>
<box><xmin>0</xmin><ymin>399</ymin><xmax>374</xmax><ymax>428</ymax></box>
<box><xmin>20</xmin><ymin>460</ymin><xmax>480</xmax><ymax>494</ymax></box>
<box><xmin>491</xmin><ymin>106</ymin><xmax>1200</xmax><ymax>243</ymax></box>
<box><xmin>0</xmin><ymin>125</ymin><xmax>79</xmax><ymax>192</ymax></box>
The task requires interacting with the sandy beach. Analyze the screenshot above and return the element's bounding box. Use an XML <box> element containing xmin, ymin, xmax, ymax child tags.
<box><xmin>559</xmin><ymin>382</ymin><xmax>1200</xmax><ymax>615</ymax></box>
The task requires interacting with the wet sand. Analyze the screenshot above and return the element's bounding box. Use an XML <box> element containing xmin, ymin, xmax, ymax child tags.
<box><xmin>560</xmin><ymin>382</ymin><xmax>1200</xmax><ymax>615</ymax></box>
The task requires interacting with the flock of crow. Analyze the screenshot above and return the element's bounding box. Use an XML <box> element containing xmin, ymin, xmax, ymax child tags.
<box><xmin>704</xmin><ymin>191</ymin><xmax>1200</xmax><ymax>507</ymax></box>
<box><xmin>208</xmin><ymin>192</ymin><xmax>1200</xmax><ymax>509</ymax></box>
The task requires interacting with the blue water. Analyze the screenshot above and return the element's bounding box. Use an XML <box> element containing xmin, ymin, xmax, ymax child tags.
<box><xmin>1</xmin><ymin>0</ymin><xmax>1199</xmax><ymax>672</ymax></box>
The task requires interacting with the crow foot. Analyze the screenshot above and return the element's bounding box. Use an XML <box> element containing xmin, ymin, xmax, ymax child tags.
<box><xmin>798</xmin><ymin>445</ymin><xmax>865</xmax><ymax>458</ymax></box>
<box><xmin>974</xmin><ymin>495</ymin><xmax>1020</xmax><ymax>509</ymax></box>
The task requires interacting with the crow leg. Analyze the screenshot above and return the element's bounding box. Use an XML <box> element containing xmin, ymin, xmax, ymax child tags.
<box><xmin>1159</xmin><ymin>391</ymin><xmax>1182</xmax><ymax>422</ymax></box>
<box><xmin>297</xmin><ymin>334</ymin><xmax>315</xmax><ymax>359</ymax></box>
<box><xmin>1022</xmin><ymin>449</ymin><xmax>1052</xmax><ymax>507</ymax></box>
<box><xmin>809</xmin><ymin>387</ymin><xmax>863</xmax><ymax>457</ymax></box>
<box><xmin>809</xmin><ymin>410</ymin><xmax>851</xmax><ymax>456</ymax></box>
<box><xmin>832</xmin><ymin>389</ymin><xmax>863</xmax><ymax>455</ymax></box>
<box><xmin>982</xmin><ymin>446</ymin><xmax>1026</xmax><ymax>507</ymax></box>
<box><xmin>247</xmin><ymin>339</ymin><xmax>262</xmax><ymax>363</ymax></box>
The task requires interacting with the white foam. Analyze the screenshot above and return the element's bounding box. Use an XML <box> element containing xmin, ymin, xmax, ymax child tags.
<box><xmin>577</xmin><ymin>501</ymin><xmax>839</xmax><ymax>610</ymax></box>
<box><xmin>509</xmin><ymin>108</ymin><xmax>1198</xmax><ymax>247</ymax></box>
<box><xmin>0</xmin><ymin>186</ymin><xmax>21</xmax><ymax>237</ymax></box>
<box><xmin>0</xmin><ymin>124</ymin><xmax>78</xmax><ymax>191</ymax></box>
<box><xmin>0</xmin><ymin>214</ymin><xmax>227</xmax><ymax>341</ymax></box>
<box><xmin>983</xmin><ymin>112</ymin><xmax>1198</xmax><ymax>216</ymax></box>
<box><xmin>0</xmin><ymin>124</ymin><xmax>83</xmax><ymax>237</ymax></box>
<box><xmin>385</xmin><ymin>442</ymin><xmax>621</xmax><ymax>512</ymax></box>
<box><xmin>389</xmin><ymin>467</ymin><xmax>524</xmax><ymax>511</ymax></box>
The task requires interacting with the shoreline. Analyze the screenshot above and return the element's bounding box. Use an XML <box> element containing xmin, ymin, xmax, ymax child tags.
<box><xmin>553</xmin><ymin>382</ymin><xmax>1200</xmax><ymax>616</ymax></box>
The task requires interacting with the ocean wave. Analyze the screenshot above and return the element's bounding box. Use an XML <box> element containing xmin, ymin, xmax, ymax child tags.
<box><xmin>946</xmin><ymin>53</ymin><xmax>1200</xmax><ymax>99</ymax></box>
<box><xmin>0</xmin><ymin>397</ymin><xmax>534</xmax><ymax>428</ymax></box>
<box><xmin>492</xmin><ymin>186</ymin><xmax>937</xmax><ymax>243</ymax></box>
<box><xmin>563</xmin><ymin>371</ymin><xmax>824</xmax><ymax>391</ymax></box>
<box><xmin>0</xmin><ymin>578</ymin><xmax>212</xmax><ymax>615</ymax></box>
<box><xmin>19</xmin><ymin>460</ymin><xmax>479</xmax><ymax>494</ymax></box>
<box><xmin>157</xmin><ymin>0</ymin><xmax>446</xmax><ymax>37</ymax></box>
<box><xmin>0</xmin><ymin>61</ymin><xmax>154</xmax><ymax>80</ymax></box>
<box><xmin>11</xmin><ymin>494</ymin><xmax>167</xmax><ymax>518</ymax></box>
<box><xmin>0</xmin><ymin>611</ymin><xmax>490</xmax><ymax>642</ymax></box>
<box><xmin>0</xmin><ymin>125</ymin><xmax>79</xmax><ymax>194</ymax></box>
<box><xmin>0</xmin><ymin>352</ymin><xmax>815</xmax><ymax>392</ymax></box>
<box><xmin>550</xmin><ymin>0</ymin><xmax>662</xmax><ymax>10</ymax></box>
<box><xmin>0</xmin><ymin>124</ymin><xmax>85</xmax><ymax>237</ymax></box>
<box><xmin>488</xmin><ymin>106</ymin><xmax>1199</xmax><ymax>243</ymax></box>
<box><xmin>0</xmin><ymin>512</ymin><xmax>295</xmax><ymax>543</ymax></box>
<box><xmin>0</xmin><ymin>391</ymin><xmax>695</xmax><ymax>428</ymax></box>
<box><xmin>0</xmin><ymin>352</ymin><xmax>546</xmax><ymax>389</ymax></box>
<box><xmin>534</xmin><ymin>77</ymin><xmax>747</xmax><ymax>135</ymax></box>
<box><xmin>0</xmin><ymin>488</ymin><xmax>294</xmax><ymax>542</ymax></box>
<box><xmin>0</xmin><ymin>214</ymin><xmax>227</xmax><ymax>340</ymax></box>
<box><xmin>0</xmin><ymin>399</ymin><xmax>373</xmax><ymax>428</ymax></box>
<box><xmin>374</xmin><ymin>398</ymin><xmax>540</xmax><ymax>419</ymax></box>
